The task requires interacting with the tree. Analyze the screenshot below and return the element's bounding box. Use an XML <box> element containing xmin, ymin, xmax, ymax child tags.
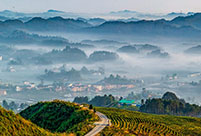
<box><xmin>2</xmin><ymin>100</ymin><xmax>9</xmax><ymax>110</ymax></box>
<box><xmin>20</xmin><ymin>103</ymin><xmax>29</xmax><ymax>110</ymax></box>
<box><xmin>141</xmin><ymin>99</ymin><xmax>144</xmax><ymax>105</ymax></box>
<box><xmin>73</xmin><ymin>96</ymin><xmax>89</xmax><ymax>104</ymax></box>
<box><xmin>140</xmin><ymin>92</ymin><xmax>201</xmax><ymax>116</ymax></box>
<box><xmin>9</xmin><ymin>101</ymin><xmax>17</xmax><ymax>111</ymax></box>
<box><xmin>44</xmin><ymin>69</ymin><xmax>48</xmax><ymax>74</ymax></box>
<box><xmin>162</xmin><ymin>92</ymin><xmax>179</xmax><ymax>101</ymax></box>
<box><xmin>89</xmin><ymin>95</ymin><xmax>116</xmax><ymax>107</ymax></box>
<box><xmin>89</xmin><ymin>104</ymin><xmax>93</xmax><ymax>110</ymax></box>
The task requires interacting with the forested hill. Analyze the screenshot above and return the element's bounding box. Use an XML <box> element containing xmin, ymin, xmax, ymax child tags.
<box><xmin>20</xmin><ymin>100</ymin><xmax>98</xmax><ymax>136</ymax></box>
<box><xmin>140</xmin><ymin>92</ymin><xmax>201</xmax><ymax>117</ymax></box>
<box><xmin>0</xmin><ymin>105</ymin><xmax>55</xmax><ymax>136</ymax></box>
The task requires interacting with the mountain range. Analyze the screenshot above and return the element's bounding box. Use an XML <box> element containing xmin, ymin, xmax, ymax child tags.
<box><xmin>109</xmin><ymin>10</ymin><xmax>195</xmax><ymax>20</ymax></box>
<box><xmin>1</xmin><ymin>13</ymin><xmax>201</xmax><ymax>41</ymax></box>
<box><xmin>0</xmin><ymin>9</ymin><xmax>196</xmax><ymax>21</ymax></box>
<box><xmin>0</xmin><ymin>16</ymin><xmax>91</xmax><ymax>33</ymax></box>
<box><xmin>86</xmin><ymin>14</ymin><xmax>201</xmax><ymax>40</ymax></box>
<box><xmin>0</xmin><ymin>10</ymin><xmax>79</xmax><ymax>19</ymax></box>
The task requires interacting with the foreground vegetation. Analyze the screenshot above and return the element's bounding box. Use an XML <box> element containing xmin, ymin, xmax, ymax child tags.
<box><xmin>97</xmin><ymin>107</ymin><xmax>201</xmax><ymax>136</ymax></box>
<box><xmin>1</xmin><ymin>100</ymin><xmax>200</xmax><ymax>136</ymax></box>
<box><xmin>20</xmin><ymin>100</ymin><xmax>98</xmax><ymax>136</ymax></box>
<box><xmin>0</xmin><ymin>105</ymin><xmax>57</xmax><ymax>136</ymax></box>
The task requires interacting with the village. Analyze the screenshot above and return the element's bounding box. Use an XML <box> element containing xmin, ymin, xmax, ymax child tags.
<box><xmin>0</xmin><ymin>71</ymin><xmax>201</xmax><ymax>105</ymax></box>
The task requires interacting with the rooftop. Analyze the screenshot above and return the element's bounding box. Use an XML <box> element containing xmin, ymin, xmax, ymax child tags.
<box><xmin>119</xmin><ymin>99</ymin><xmax>135</xmax><ymax>104</ymax></box>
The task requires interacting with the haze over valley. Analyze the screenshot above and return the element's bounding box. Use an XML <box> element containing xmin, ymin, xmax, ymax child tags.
<box><xmin>0</xmin><ymin>0</ymin><xmax>201</xmax><ymax>135</ymax></box>
<box><xmin>0</xmin><ymin>10</ymin><xmax>201</xmax><ymax>106</ymax></box>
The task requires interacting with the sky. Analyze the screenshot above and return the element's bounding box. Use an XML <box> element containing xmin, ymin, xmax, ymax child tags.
<box><xmin>0</xmin><ymin>0</ymin><xmax>201</xmax><ymax>13</ymax></box>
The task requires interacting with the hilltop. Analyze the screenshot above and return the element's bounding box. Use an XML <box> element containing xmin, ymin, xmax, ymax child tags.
<box><xmin>20</xmin><ymin>100</ymin><xmax>98</xmax><ymax>136</ymax></box>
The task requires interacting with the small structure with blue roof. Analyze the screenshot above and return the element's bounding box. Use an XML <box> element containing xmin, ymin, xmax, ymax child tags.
<box><xmin>118</xmin><ymin>99</ymin><xmax>141</xmax><ymax>107</ymax></box>
<box><xmin>119</xmin><ymin>99</ymin><xmax>135</xmax><ymax>106</ymax></box>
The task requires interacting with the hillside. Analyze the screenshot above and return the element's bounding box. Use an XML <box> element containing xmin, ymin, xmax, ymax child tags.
<box><xmin>97</xmin><ymin>107</ymin><xmax>201</xmax><ymax>136</ymax></box>
<box><xmin>0</xmin><ymin>16</ymin><xmax>91</xmax><ymax>32</ymax></box>
<box><xmin>170</xmin><ymin>13</ymin><xmax>201</xmax><ymax>30</ymax></box>
<box><xmin>20</xmin><ymin>100</ymin><xmax>98</xmax><ymax>136</ymax></box>
<box><xmin>1</xmin><ymin>14</ymin><xmax>201</xmax><ymax>40</ymax></box>
<box><xmin>184</xmin><ymin>45</ymin><xmax>201</xmax><ymax>54</ymax></box>
<box><xmin>38</xmin><ymin>46</ymin><xmax>87</xmax><ymax>63</ymax></box>
<box><xmin>0</xmin><ymin>105</ymin><xmax>56</xmax><ymax>136</ymax></box>
<box><xmin>87</xmin><ymin>20</ymin><xmax>201</xmax><ymax>39</ymax></box>
<box><xmin>0</xmin><ymin>30</ymin><xmax>69</xmax><ymax>45</ymax></box>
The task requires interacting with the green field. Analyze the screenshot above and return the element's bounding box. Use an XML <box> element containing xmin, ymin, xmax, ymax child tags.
<box><xmin>97</xmin><ymin>107</ymin><xmax>201</xmax><ymax>136</ymax></box>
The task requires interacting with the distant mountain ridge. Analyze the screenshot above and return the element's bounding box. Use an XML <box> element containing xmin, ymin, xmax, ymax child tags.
<box><xmin>109</xmin><ymin>10</ymin><xmax>194</xmax><ymax>20</ymax></box>
<box><xmin>86</xmin><ymin>13</ymin><xmax>201</xmax><ymax>40</ymax></box>
<box><xmin>185</xmin><ymin>45</ymin><xmax>201</xmax><ymax>54</ymax></box>
<box><xmin>87</xmin><ymin>20</ymin><xmax>201</xmax><ymax>39</ymax></box>
<box><xmin>170</xmin><ymin>13</ymin><xmax>201</xmax><ymax>30</ymax></box>
<box><xmin>0</xmin><ymin>9</ymin><xmax>195</xmax><ymax>21</ymax></box>
<box><xmin>1</xmin><ymin>13</ymin><xmax>201</xmax><ymax>40</ymax></box>
<box><xmin>0</xmin><ymin>16</ymin><xmax>91</xmax><ymax>33</ymax></box>
<box><xmin>0</xmin><ymin>9</ymin><xmax>79</xmax><ymax>19</ymax></box>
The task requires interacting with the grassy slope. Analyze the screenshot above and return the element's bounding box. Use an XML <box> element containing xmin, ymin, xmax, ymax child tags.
<box><xmin>20</xmin><ymin>100</ymin><xmax>98</xmax><ymax>136</ymax></box>
<box><xmin>0</xmin><ymin>105</ymin><xmax>58</xmax><ymax>136</ymax></box>
<box><xmin>97</xmin><ymin>107</ymin><xmax>201</xmax><ymax>136</ymax></box>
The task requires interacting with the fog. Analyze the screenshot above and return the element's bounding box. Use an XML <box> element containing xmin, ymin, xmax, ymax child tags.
<box><xmin>0</xmin><ymin>26</ymin><xmax>201</xmax><ymax>106</ymax></box>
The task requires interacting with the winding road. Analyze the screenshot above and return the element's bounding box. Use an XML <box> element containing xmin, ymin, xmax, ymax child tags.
<box><xmin>85</xmin><ymin>112</ymin><xmax>109</xmax><ymax>136</ymax></box>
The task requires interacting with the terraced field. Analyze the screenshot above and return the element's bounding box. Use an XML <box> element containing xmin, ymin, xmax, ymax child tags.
<box><xmin>97</xmin><ymin>107</ymin><xmax>201</xmax><ymax>136</ymax></box>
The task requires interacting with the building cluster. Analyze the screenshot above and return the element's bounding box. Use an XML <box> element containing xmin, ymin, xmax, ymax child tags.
<box><xmin>188</xmin><ymin>72</ymin><xmax>201</xmax><ymax>77</ymax></box>
<box><xmin>0</xmin><ymin>79</ymin><xmax>137</xmax><ymax>97</ymax></box>
<box><xmin>69</xmin><ymin>84</ymin><xmax>135</xmax><ymax>92</ymax></box>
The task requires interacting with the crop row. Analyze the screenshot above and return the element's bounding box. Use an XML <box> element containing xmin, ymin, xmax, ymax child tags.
<box><xmin>98</xmin><ymin>109</ymin><xmax>182</xmax><ymax>136</ymax></box>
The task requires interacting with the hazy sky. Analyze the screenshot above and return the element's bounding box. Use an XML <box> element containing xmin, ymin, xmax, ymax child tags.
<box><xmin>0</xmin><ymin>0</ymin><xmax>201</xmax><ymax>13</ymax></box>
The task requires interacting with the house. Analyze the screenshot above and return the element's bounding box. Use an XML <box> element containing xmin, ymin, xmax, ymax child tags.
<box><xmin>188</xmin><ymin>72</ymin><xmax>201</xmax><ymax>77</ymax></box>
<box><xmin>16</xmin><ymin>86</ymin><xmax>22</xmax><ymax>92</ymax></box>
<box><xmin>8</xmin><ymin>66</ymin><xmax>16</xmax><ymax>72</ymax></box>
<box><xmin>165</xmin><ymin>74</ymin><xmax>178</xmax><ymax>80</ymax></box>
<box><xmin>23</xmin><ymin>81</ymin><xmax>30</xmax><ymax>85</ymax></box>
<box><xmin>0</xmin><ymin>90</ymin><xmax>7</xmax><ymax>96</ymax></box>
<box><xmin>30</xmin><ymin>83</ymin><xmax>36</xmax><ymax>88</ymax></box>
